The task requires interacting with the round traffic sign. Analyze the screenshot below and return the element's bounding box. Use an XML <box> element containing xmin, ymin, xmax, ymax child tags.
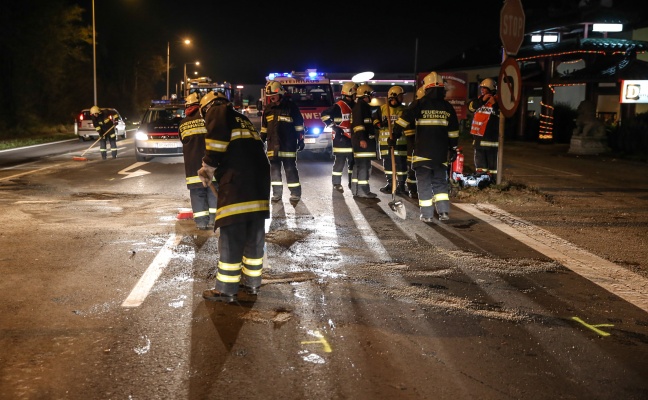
<box><xmin>497</xmin><ymin>57</ymin><xmax>522</xmax><ymax>118</ymax></box>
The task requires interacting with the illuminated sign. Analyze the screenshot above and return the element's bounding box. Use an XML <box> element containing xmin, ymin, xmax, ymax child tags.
<box><xmin>620</xmin><ymin>80</ymin><xmax>648</xmax><ymax>103</ymax></box>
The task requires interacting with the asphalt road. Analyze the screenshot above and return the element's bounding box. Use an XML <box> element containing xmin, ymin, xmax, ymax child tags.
<box><xmin>0</xmin><ymin>133</ymin><xmax>647</xmax><ymax>399</ymax></box>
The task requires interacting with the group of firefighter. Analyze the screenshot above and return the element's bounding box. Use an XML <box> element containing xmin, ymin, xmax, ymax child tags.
<box><xmin>321</xmin><ymin>72</ymin><xmax>499</xmax><ymax>222</ymax></box>
<box><xmin>175</xmin><ymin>73</ymin><xmax>499</xmax><ymax>302</ymax></box>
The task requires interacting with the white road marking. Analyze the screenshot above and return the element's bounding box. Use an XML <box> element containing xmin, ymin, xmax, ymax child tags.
<box><xmin>0</xmin><ymin>164</ymin><xmax>60</xmax><ymax>181</ymax></box>
<box><xmin>456</xmin><ymin>203</ymin><xmax>648</xmax><ymax>313</ymax></box>
<box><xmin>119</xmin><ymin>162</ymin><xmax>151</xmax><ymax>179</ymax></box>
<box><xmin>122</xmin><ymin>233</ymin><xmax>183</xmax><ymax>308</ymax></box>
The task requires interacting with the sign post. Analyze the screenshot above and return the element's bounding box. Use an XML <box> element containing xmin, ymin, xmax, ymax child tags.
<box><xmin>496</xmin><ymin>0</ymin><xmax>525</xmax><ymax>185</ymax></box>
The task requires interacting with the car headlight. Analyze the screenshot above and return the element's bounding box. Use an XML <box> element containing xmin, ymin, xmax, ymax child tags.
<box><xmin>135</xmin><ymin>131</ymin><xmax>149</xmax><ymax>140</ymax></box>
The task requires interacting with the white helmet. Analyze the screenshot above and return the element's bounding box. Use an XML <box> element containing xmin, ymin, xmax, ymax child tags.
<box><xmin>480</xmin><ymin>78</ymin><xmax>497</xmax><ymax>91</ymax></box>
<box><xmin>356</xmin><ymin>84</ymin><xmax>374</xmax><ymax>98</ymax></box>
<box><xmin>416</xmin><ymin>87</ymin><xmax>425</xmax><ymax>100</ymax></box>
<box><xmin>388</xmin><ymin>86</ymin><xmax>404</xmax><ymax>99</ymax></box>
<box><xmin>341</xmin><ymin>82</ymin><xmax>358</xmax><ymax>96</ymax></box>
<box><xmin>265</xmin><ymin>80</ymin><xmax>285</xmax><ymax>96</ymax></box>
<box><xmin>185</xmin><ymin>92</ymin><xmax>200</xmax><ymax>107</ymax></box>
<box><xmin>422</xmin><ymin>72</ymin><xmax>444</xmax><ymax>89</ymax></box>
<box><xmin>90</xmin><ymin>106</ymin><xmax>101</xmax><ymax>115</ymax></box>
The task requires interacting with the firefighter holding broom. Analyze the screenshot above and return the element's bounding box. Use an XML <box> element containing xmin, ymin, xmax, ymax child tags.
<box><xmin>90</xmin><ymin>106</ymin><xmax>118</xmax><ymax>160</ymax></box>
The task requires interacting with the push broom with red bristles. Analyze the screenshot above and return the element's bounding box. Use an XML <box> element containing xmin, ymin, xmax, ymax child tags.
<box><xmin>73</xmin><ymin>125</ymin><xmax>114</xmax><ymax>161</ymax></box>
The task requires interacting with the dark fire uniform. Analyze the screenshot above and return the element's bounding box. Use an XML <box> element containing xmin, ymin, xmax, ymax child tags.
<box><xmin>202</xmin><ymin>100</ymin><xmax>270</xmax><ymax>297</ymax></box>
<box><xmin>321</xmin><ymin>97</ymin><xmax>355</xmax><ymax>189</ymax></box>
<box><xmin>260</xmin><ymin>96</ymin><xmax>305</xmax><ymax>201</ymax></box>
<box><xmin>91</xmin><ymin>110</ymin><xmax>117</xmax><ymax>159</ymax></box>
<box><xmin>179</xmin><ymin>104</ymin><xmax>216</xmax><ymax>229</ymax></box>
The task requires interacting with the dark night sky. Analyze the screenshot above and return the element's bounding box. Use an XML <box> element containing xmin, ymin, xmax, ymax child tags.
<box><xmin>81</xmin><ymin>0</ymin><xmax>642</xmax><ymax>87</ymax></box>
<box><xmin>83</xmin><ymin>0</ymin><xmax>507</xmax><ymax>85</ymax></box>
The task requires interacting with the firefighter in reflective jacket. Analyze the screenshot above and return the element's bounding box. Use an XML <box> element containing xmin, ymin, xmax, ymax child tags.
<box><xmin>350</xmin><ymin>84</ymin><xmax>379</xmax><ymax>198</ymax></box>
<box><xmin>376</xmin><ymin>86</ymin><xmax>408</xmax><ymax>195</ymax></box>
<box><xmin>401</xmin><ymin>87</ymin><xmax>426</xmax><ymax>199</ymax></box>
<box><xmin>321</xmin><ymin>82</ymin><xmax>357</xmax><ymax>192</ymax></box>
<box><xmin>260</xmin><ymin>80</ymin><xmax>305</xmax><ymax>202</ymax></box>
<box><xmin>394</xmin><ymin>72</ymin><xmax>459</xmax><ymax>222</ymax></box>
<box><xmin>90</xmin><ymin>106</ymin><xmax>117</xmax><ymax>159</ymax></box>
<box><xmin>467</xmin><ymin>78</ymin><xmax>499</xmax><ymax>180</ymax></box>
<box><xmin>197</xmin><ymin>91</ymin><xmax>271</xmax><ymax>303</ymax></box>
<box><xmin>179</xmin><ymin>93</ymin><xmax>216</xmax><ymax>230</ymax></box>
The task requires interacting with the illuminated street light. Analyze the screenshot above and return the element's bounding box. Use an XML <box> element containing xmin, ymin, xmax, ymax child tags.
<box><xmin>92</xmin><ymin>0</ymin><xmax>97</xmax><ymax>105</ymax></box>
<box><xmin>167</xmin><ymin>38</ymin><xmax>191</xmax><ymax>99</ymax></box>
<box><xmin>183</xmin><ymin>61</ymin><xmax>200</xmax><ymax>98</ymax></box>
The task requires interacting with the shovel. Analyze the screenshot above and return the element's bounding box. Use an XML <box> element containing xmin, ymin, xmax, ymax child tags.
<box><xmin>384</xmin><ymin>100</ymin><xmax>406</xmax><ymax>219</ymax></box>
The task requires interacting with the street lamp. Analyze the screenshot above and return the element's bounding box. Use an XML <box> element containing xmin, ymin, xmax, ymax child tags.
<box><xmin>166</xmin><ymin>38</ymin><xmax>191</xmax><ymax>99</ymax></box>
<box><xmin>183</xmin><ymin>61</ymin><xmax>200</xmax><ymax>98</ymax></box>
<box><xmin>92</xmin><ymin>0</ymin><xmax>97</xmax><ymax>105</ymax></box>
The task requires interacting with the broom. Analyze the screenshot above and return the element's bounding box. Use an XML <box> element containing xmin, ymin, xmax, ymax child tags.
<box><xmin>72</xmin><ymin>125</ymin><xmax>114</xmax><ymax>161</ymax></box>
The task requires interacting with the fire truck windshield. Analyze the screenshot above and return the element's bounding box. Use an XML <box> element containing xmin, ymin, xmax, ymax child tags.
<box><xmin>284</xmin><ymin>84</ymin><xmax>333</xmax><ymax>108</ymax></box>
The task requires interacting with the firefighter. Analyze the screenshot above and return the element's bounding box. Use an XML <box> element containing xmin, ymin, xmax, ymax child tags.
<box><xmin>179</xmin><ymin>92</ymin><xmax>216</xmax><ymax>230</ymax></box>
<box><xmin>260</xmin><ymin>80</ymin><xmax>305</xmax><ymax>202</ymax></box>
<box><xmin>197</xmin><ymin>91</ymin><xmax>271</xmax><ymax>303</ymax></box>
<box><xmin>321</xmin><ymin>82</ymin><xmax>357</xmax><ymax>192</ymax></box>
<box><xmin>402</xmin><ymin>87</ymin><xmax>426</xmax><ymax>199</ymax></box>
<box><xmin>90</xmin><ymin>106</ymin><xmax>117</xmax><ymax>159</ymax></box>
<box><xmin>468</xmin><ymin>78</ymin><xmax>499</xmax><ymax>181</ymax></box>
<box><xmin>350</xmin><ymin>84</ymin><xmax>379</xmax><ymax>198</ymax></box>
<box><xmin>377</xmin><ymin>86</ymin><xmax>408</xmax><ymax>195</ymax></box>
<box><xmin>393</xmin><ymin>72</ymin><xmax>459</xmax><ymax>221</ymax></box>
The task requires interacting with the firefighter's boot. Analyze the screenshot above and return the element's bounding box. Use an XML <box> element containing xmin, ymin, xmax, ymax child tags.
<box><xmin>379</xmin><ymin>180</ymin><xmax>392</xmax><ymax>194</ymax></box>
<box><xmin>396</xmin><ymin>181</ymin><xmax>407</xmax><ymax>195</ymax></box>
<box><xmin>407</xmin><ymin>183</ymin><xmax>418</xmax><ymax>199</ymax></box>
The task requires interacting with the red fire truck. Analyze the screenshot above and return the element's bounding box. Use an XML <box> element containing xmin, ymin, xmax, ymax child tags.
<box><xmin>262</xmin><ymin>70</ymin><xmax>335</xmax><ymax>158</ymax></box>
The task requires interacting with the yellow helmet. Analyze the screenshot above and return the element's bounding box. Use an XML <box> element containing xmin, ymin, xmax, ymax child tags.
<box><xmin>480</xmin><ymin>78</ymin><xmax>497</xmax><ymax>91</ymax></box>
<box><xmin>90</xmin><ymin>106</ymin><xmax>101</xmax><ymax>115</ymax></box>
<box><xmin>199</xmin><ymin>91</ymin><xmax>228</xmax><ymax>110</ymax></box>
<box><xmin>341</xmin><ymin>82</ymin><xmax>358</xmax><ymax>96</ymax></box>
<box><xmin>185</xmin><ymin>92</ymin><xmax>200</xmax><ymax>107</ymax></box>
<box><xmin>416</xmin><ymin>87</ymin><xmax>425</xmax><ymax>100</ymax></box>
<box><xmin>422</xmin><ymin>72</ymin><xmax>444</xmax><ymax>89</ymax></box>
<box><xmin>356</xmin><ymin>84</ymin><xmax>374</xmax><ymax>98</ymax></box>
<box><xmin>388</xmin><ymin>86</ymin><xmax>404</xmax><ymax>99</ymax></box>
<box><xmin>265</xmin><ymin>80</ymin><xmax>285</xmax><ymax>96</ymax></box>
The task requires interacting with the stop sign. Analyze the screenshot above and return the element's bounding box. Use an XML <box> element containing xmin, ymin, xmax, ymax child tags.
<box><xmin>500</xmin><ymin>0</ymin><xmax>525</xmax><ymax>55</ymax></box>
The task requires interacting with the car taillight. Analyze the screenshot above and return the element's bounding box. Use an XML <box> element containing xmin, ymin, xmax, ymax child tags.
<box><xmin>79</xmin><ymin>114</ymin><xmax>84</xmax><ymax>121</ymax></box>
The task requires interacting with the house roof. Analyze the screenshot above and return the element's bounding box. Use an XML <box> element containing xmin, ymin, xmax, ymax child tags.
<box><xmin>517</xmin><ymin>38</ymin><xmax>648</xmax><ymax>61</ymax></box>
<box><xmin>555</xmin><ymin>57</ymin><xmax>648</xmax><ymax>84</ymax></box>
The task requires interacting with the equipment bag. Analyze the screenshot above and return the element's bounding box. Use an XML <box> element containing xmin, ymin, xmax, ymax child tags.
<box><xmin>470</xmin><ymin>106</ymin><xmax>494</xmax><ymax>137</ymax></box>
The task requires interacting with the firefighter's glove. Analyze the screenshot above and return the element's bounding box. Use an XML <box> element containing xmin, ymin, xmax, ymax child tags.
<box><xmin>297</xmin><ymin>138</ymin><xmax>305</xmax><ymax>152</ymax></box>
<box><xmin>197</xmin><ymin>162</ymin><xmax>216</xmax><ymax>187</ymax></box>
<box><xmin>448</xmin><ymin>146</ymin><xmax>458</xmax><ymax>162</ymax></box>
<box><xmin>387</xmin><ymin>138</ymin><xmax>397</xmax><ymax>148</ymax></box>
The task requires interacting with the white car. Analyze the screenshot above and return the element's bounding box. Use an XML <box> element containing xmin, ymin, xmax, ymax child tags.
<box><xmin>74</xmin><ymin>108</ymin><xmax>127</xmax><ymax>141</ymax></box>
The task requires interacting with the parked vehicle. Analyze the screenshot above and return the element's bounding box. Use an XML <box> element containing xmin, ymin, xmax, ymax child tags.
<box><xmin>133</xmin><ymin>100</ymin><xmax>185</xmax><ymax>162</ymax></box>
<box><xmin>244</xmin><ymin>104</ymin><xmax>261</xmax><ymax>116</ymax></box>
<box><xmin>75</xmin><ymin>108</ymin><xmax>126</xmax><ymax>141</ymax></box>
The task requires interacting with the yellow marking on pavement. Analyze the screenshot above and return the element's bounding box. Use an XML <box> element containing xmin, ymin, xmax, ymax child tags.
<box><xmin>122</xmin><ymin>233</ymin><xmax>183</xmax><ymax>308</ymax></box>
<box><xmin>571</xmin><ymin>317</ymin><xmax>614</xmax><ymax>337</ymax></box>
<box><xmin>301</xmin><ymin>330</ymin><xmax>332</xmax><ymax>353</ymax></box>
